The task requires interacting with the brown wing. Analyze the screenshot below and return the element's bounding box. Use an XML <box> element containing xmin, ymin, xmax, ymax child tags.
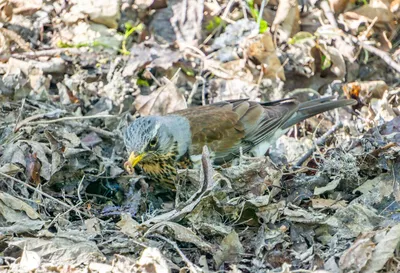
<box><xmin>170</xmin><ymin>99</ymin><xmax>300</xmax><ymax>164</ymax></box>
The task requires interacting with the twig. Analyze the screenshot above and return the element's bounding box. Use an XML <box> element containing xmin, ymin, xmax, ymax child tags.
<box><xmin>200</xmin><ymin>145</ymin><xmax>214</xmax><ymax>190</ymax></box>
<box><xmin>0</xmin><ymin>171</ymin><xmax>92</xmax><ymax>218</ymax></box>
<box><xmin>356</xmin><ymin>41</ymin><xmax>400</xmax><ymax>74</ymax></box>
<box><xmin>150</xmin><ymin>234</ymin><xmax>202</xmax><ymax>273</ymax></box>
<box><xmin>320</xmin><ymin>1</ymin><xmax>338</xmax><ymax>28</ymax></box>
<box><xmin>360</xmin><ymin>16</ymin><xmax>378</xmax><ymax>41</ymax></box>
<box><xmin>221</xmin><ymin>0</ymin><xmax>236</xmax><ymax>24</ymax></box>
<box><xmin>18</xmin><ymin>114</ymin><xmax>115</xmax><ymax>127</ymax></box>
<box><xmin>257</xmin><ymin>0</ymin><xmax>268</xmax><ymax>27</ymax></box>
<box><xmin>13</xmin><ymin>98</ymin><xmax>25</xmax><ymax>132</ymax></box>
<box><xmin>14</xmin><ymin>109</ymin><xmax>66</xmax><ymax>132</ymax></box>
<box><xmin>295</xmin><ymin>121</ymin><xmax>343</xmax><ymax>167</ymax></box>
<box><xmin>12</xmin><ymin>48</ymin><xmax>84</xmax><ymax>59</ymax></box>
<box><xmin>87</xmin><ymin>126</ymin><xmax>115</xmax><ymax>138</ymax></box>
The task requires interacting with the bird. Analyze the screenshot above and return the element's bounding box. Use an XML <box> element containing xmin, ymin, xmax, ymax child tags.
<box><xmin>123</xmin><ymin>96</ymin><xmax>356</xmax><ymax>186</ymax></box>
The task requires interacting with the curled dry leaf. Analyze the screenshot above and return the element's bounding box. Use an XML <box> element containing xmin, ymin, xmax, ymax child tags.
<box><xmin>136</xmin><ymin>248</ymin><xmax>171</xmax><ymax>273</ymax></box>
<box><xmin>25</xmin><ymin>152</ymin><xmax>41</xmax><ymax>185</ymax></box>
<box><xmin>0</xmin><ymin>0</ymin><xmax>12</xmax><ymax>23</ymax></box>
<box><xmin>134</xmin><ymin>81</ymin><xmax>187</xmax><ymax>116</ymax></box>
<box><xmin>271</xmin><ymin>0</ymin><xmax>300</xmax><ymax>42</ymax></box>
<box><xmin>214</xmin><ymin>230</ymin><xmax>244</xmax><ymax>268</ymax></box>
<box><xmin>362</xmin><ymin>224</ymin><xmax>400</xmax><ymax>273</ymax></box>
<box><xmin>0</xmin><ymin>192</ymin><xmax>41</xmax><ymax>220</ymax></box>
<box><xmin>247</xmin><ymin>32</ymin><xmax>286</xmax><ymax>81</ymax></box>
<box><xmin>339</xmin><ymin>235</ymin><xmax>375</xmax><ymax>272</ymax></box>
<box><xmin>10</xmin><ymin>0</ymin><xmax>41</xmax><ymax>16</ymax></box>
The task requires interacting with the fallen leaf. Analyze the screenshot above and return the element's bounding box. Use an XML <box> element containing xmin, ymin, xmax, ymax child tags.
<box><xmin>272</xmin><ymin>0</ymin><xmax>300</xmax><ymax>42</ymax></box>
<box><xmin>311</xmin><ymin>198</ymin><xmax>347</xmax><ymax>209</ymax></box>
<box><xmin>25</xmin><ymin>152</ymin><xmax>41</xmax><ymax>185</ymax></box>
<box><xmin>136</xmin><ymin>248</ymin><xmax>170</xmax><ymax>273</ymax></box>
<box><xmin>363</xmin><ymin>224</ymin><xmax>400</xmax><ymax>273</ymax></box>
<box><xmin>339</xmin><ymin>235</ymin><xmax>375</xmax><ymax>272</ymax></box>
<box><xmin>247</xmin><ymin>32</ymin><xmax>286</xmax><ymax>81</ymax></box>
<box><xmin>214</xmin><ymin>230</ymin><xmax>244</xmax><ymax>268</ymax></box>
<box><xmin>134</xmin><ymin>81</ymin><xmax>187</xmax><ymax>116</ymax></box>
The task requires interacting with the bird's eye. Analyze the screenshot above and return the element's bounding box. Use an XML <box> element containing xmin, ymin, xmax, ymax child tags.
<box><xmin>149</xmin><ymin>138</ymin><xmax>157</xmax><ymax>147</ymax></box>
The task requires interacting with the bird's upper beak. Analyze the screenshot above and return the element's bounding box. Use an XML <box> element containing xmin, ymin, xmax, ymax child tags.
<box><xmin>124</xmin><ymin>152</ymin><xmax>145</xmax><ymax>174</ymax></box>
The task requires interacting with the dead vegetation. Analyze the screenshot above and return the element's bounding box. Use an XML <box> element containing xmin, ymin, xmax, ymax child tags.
<box><xmin>0</xmin><ymin>0</ymin><xmax>399</xmax><ymax>272</ymax></box>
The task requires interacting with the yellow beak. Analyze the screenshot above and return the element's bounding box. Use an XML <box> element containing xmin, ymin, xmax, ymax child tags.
<box><xmin>124</xmin><ymin>152</ymin><xmax>145</xmax><ymax>174</ymax></box>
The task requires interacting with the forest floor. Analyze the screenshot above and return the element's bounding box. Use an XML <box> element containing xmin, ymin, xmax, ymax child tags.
<box><xmin>0</xmin><ymin>0</ymin><xmax>400</xmax><ymax>272</ymax></box>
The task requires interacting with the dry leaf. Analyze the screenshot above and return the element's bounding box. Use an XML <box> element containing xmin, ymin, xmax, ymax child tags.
<box><xmin>272</xmin><ymin>0</ymin><xmax>300</xmax><ymax>42</ymax></box>
<box><xmin>339</xmin><ymin>235</ymin><xmax>375</xmax><ymax>272</ymax></box>
<box><xmin>351</xmin><ymin>0</ymin><xmax>393</xmax><ymax>24</ymax></box>
<box><xmin>136</xmin><ymin>248</ymin><xmax>170</xmax><ymax>273</ymax></box>
<box><xmin>0</xmin><ymin>0</ymin><xmax>12</xmax><ymax>22</ymax></box>
<box><xmin>311</xmin><ymin>198</ymin><xmax>347</xmax><ymax>209</ymax></box>
<box><xmin>214</xmin><ymin>230</ymin><xmax>244</xmax><ymax>268</ymax></box>
<box><xmin>247</xmin><ymin>32</ymin><xmax>286</xmax><ymax>81</ymax></box>
<box><xmin>134</xmin><ymin>81</ymin><xmax>187</xmax><ymax>116</ymax></box>
<box><xmin>25</xmin><ymin>152</ymin><xmax>41</xmax><ymax>185</ymax></box>
<box><xmin>329</xmin><ymin>0</ymin><xmax>349</xmax><ymax>14</ymax></box>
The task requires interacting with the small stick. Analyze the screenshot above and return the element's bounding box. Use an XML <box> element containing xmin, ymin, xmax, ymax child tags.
<box><xmin>14</xmin><ymin>109</ymin><xmax>66</xmax><ymax>132</ymax></box>
<box><xmin>18</xmin><ymin>114</ymin><xmax>115</xmax><ymax>128</ymax></box>
<box><xmin>320</xmin><ymin>1</ymin><xmax>338</xmax><ymax>28</ymax></box>
<box><xmin>295</xmin><ymin>121</ymin><xmax>343</xmax><ymax>167</ymax></box>
<box><xmin>151</xmin><ymin>234</ymin><xmax>202</xmax><ymax>273</ymax></box>
<box><xmin>357</xmin><ymin>41</ymin><xmax>400</xmax><ymax>74</ymax></box>
<box><xmin>257</xmin><ymin>0</ymin><xmax>268</xmax><ymax>27</ymax></box>
<box><xmin>12</xmin><ymin>48</ymin><xmax>85</xmax><ymax>59</ymax></box>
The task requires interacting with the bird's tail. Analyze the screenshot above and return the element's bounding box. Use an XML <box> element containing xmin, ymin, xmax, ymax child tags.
<box><xmin>282</xmin><ymin>96</ymin><xmax>356</xmax><ymax>129</ymax></box>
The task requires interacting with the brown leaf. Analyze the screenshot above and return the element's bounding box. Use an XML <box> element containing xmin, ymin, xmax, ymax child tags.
<box><xmin>339</xmin><ymin>234</ymin><xmax>375</xmax><ymax>272</ymax></box>
<box><xmin>25</xmin><ymin>152</ymin><xmax>41</xmax><ymax>185</ymax></box>
<box><xmin>247</xmin><ymin>33</ymin><xmax>286</xmax><ymax>81</ymax></box>
<box><xmin>329</xmin><ymin>0</ymin><xmax>349</xmax><ymax>14</ymax></box>
<box><xmin>0</xmin><ymin>0</ymin><xmax>12</xmax><ymax>22</ymax></box>
<box><xmin>272</xmin><ymin>0</ymin><xmax>300</xmax><ymax>42</ymax></box>
<box><xmin>351</xmin><ymin>0</ymin><xmax>393</xmax><ymax>24</ymax></box>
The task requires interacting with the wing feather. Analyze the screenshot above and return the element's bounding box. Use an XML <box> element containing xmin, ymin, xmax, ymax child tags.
<box><xmin>169</xmin><ymin>99</ymin><xmax>299</xmax><ymax>164</ymax></box>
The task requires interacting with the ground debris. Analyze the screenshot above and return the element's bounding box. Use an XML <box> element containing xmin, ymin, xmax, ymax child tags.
<box><xmin>0</xmin><ymin>0</ymin><xmax>399</xmax><ymax>272</ymax></box>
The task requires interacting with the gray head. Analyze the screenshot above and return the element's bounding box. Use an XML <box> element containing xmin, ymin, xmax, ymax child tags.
<box><xmin>123</xmin><ymin>116</ymin><xmax>191</xmax><ymax>172</ymax></box>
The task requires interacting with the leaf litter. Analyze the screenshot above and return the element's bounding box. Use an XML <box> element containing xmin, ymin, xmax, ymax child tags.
<box><xmin>0</xmin><ymin>0</ymin><xmax>399</xmax><ymax>272</ymax></box>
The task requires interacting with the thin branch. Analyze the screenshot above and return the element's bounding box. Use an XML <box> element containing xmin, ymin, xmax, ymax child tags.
<box><xmin>17</xmin><ymin>114</ymin><xmax>115</xmax><ymax>129</ymax></box>
<box><xmin>12</xmin><ymin>48</ymin><xmax>85</xmax><ymax>59</ymax></box>
<box><xmin>295</xmin><ymin>121</ymin><xmax>343</xmax><ymax>167</ymax></box>
<box><xmin>151</xmin><ymin>234</ymin><xmax>202</xmax><ymax>273</ymax></box>
<box><xmin>357</xmin><ymin>41</ymin><xmax>400</xmax><ymax>74</ymax></box>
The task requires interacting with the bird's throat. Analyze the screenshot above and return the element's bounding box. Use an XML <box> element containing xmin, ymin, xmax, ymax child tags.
<box><xmin>136</xmin><ymin>150</ymin><xmax>193</xmax><ymax>186</ymax></box>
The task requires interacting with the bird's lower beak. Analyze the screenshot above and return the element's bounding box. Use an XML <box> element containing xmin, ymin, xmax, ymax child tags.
<box><xmin>124</xmin><ymin>152</ymin><xmax>145</xmax><ymax>174</ymax></box>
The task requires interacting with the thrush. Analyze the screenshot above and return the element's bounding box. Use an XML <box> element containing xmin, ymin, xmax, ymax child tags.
<box><xmin>123</xmin><ymin>96</ymin><xmax>356</xmax><ymax>185</ymax></box>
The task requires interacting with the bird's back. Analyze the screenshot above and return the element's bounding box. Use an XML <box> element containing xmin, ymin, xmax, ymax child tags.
<box><xmin>170</xmin><ymin>99</ymin><xmax>300</xmax><ymax>164</ymax></box>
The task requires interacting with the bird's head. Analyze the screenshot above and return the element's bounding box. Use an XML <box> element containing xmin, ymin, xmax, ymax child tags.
<box><xmin>123</xmin><ymin>116</ymin><xmax>179</xmax><ymax>174</ymax></box>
